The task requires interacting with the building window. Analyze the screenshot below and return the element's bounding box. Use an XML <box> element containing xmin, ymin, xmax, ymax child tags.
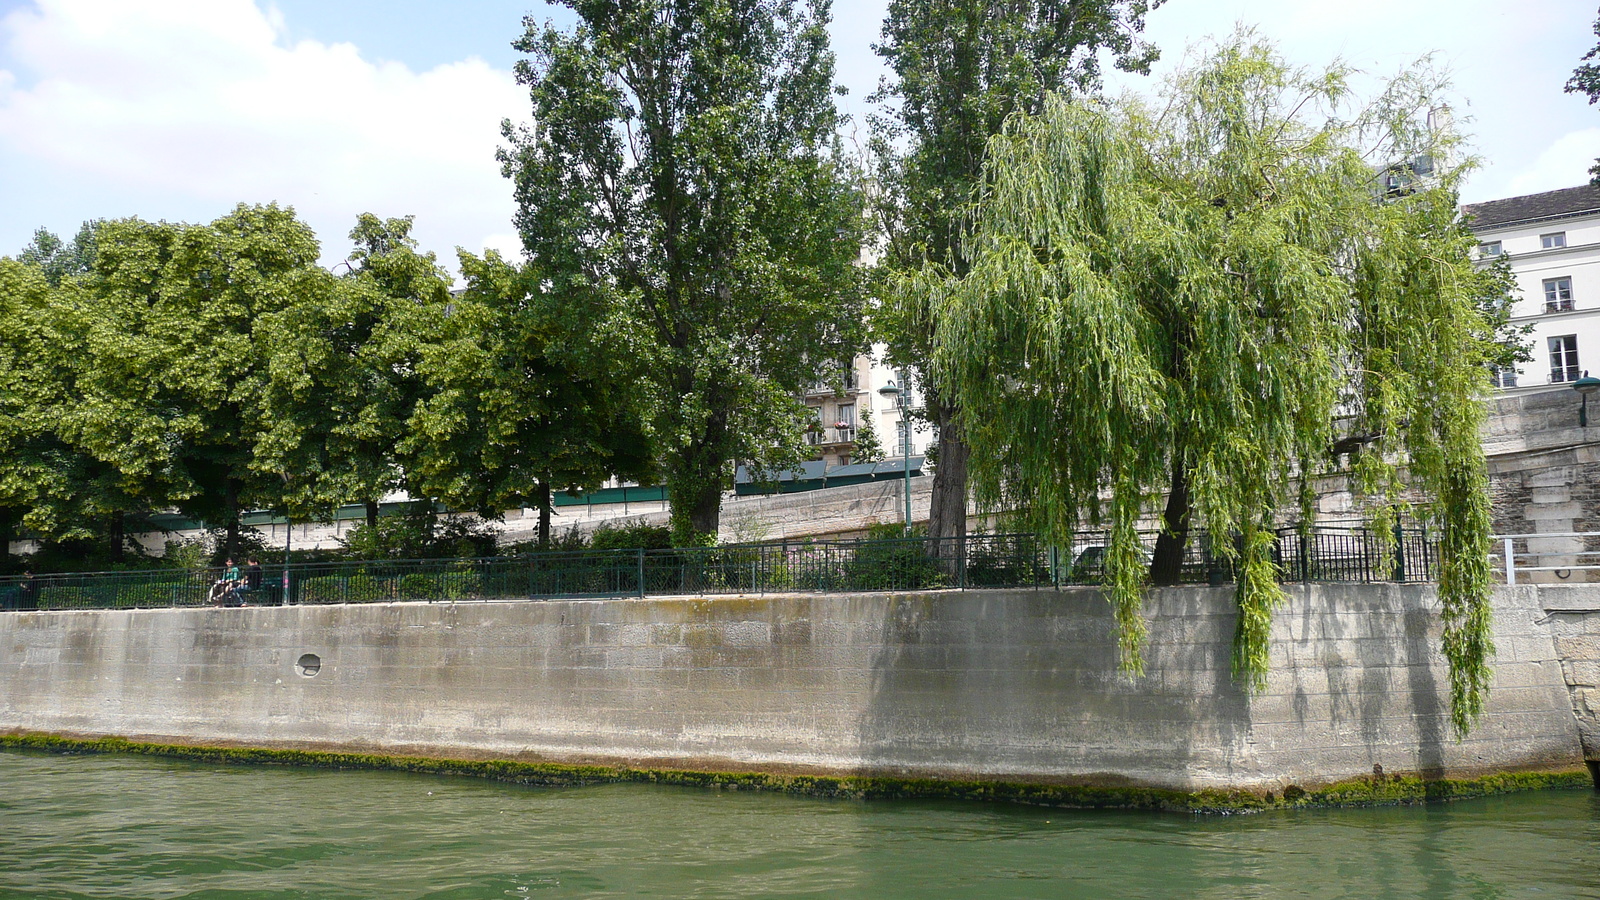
<box><xmin>1489</xmin><ymin>366</ymin><xmax>1518</xmax><ymax>388</ymax></box>
<box><xmin>1541</xmin><ymin>232</ymin><xmax>1567</xmax><ymax>250</ymax></box>
<box><xmin>1549</xmin><ymin>334</ymin><xmax>1581</xmax><ymax>383</ymax></box>
<box><xmin>1544</xmin><ymin>277</ymin><xmax>1574</xmax><ymax>312</ymax></box>
<box><xmin>837</xmin><ymin>403</ymin><xmax>855</xmax><ymax>427</ymax></box>
<box><xmin>1479</xmin><ymin>241</ymin><xmax>1502</xmax><ymax>257</ymax></box>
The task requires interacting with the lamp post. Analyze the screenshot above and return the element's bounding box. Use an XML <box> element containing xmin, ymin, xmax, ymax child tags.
<box><xmin>1576</xmin><ymin>371</ymin><xmax>1600</xmax><ymax>427</ymax></box>
<box><xmin>877</xmin><ymin>378</ymin><xmax>913</xmax><ymax>534</ymax></box>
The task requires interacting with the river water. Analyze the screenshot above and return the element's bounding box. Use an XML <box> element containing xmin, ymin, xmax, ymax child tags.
<box><xmin>1</xmin><ymin>751</ymin><xmax>1597</xmax><ymax>900</ymax></box>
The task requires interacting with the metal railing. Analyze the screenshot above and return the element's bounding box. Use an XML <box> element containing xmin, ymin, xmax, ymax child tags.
<box><xmin>1494</xmin><ymin>532</ymin><xmax>1600</xmax><ymax>584</ymax></box>
<box><xmin>0</xmin><ymin>526</ymin><xmax>1440</xmax><ymax>612</ymax></box>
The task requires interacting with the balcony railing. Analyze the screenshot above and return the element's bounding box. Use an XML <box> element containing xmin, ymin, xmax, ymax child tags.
<box><xmin>805</xmin><ymin>373</ymin><xmax>860</xmax><ymax>396</ymax></box>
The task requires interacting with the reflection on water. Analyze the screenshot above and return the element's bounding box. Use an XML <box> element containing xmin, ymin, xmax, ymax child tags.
<box><xmin>1</xmin><ymin>750</ymin><xmax>1597</xmax><ymax>900</ymax></box>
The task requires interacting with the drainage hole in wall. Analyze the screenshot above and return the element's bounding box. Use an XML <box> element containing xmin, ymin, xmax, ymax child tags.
<box><xmin>297</xmin><ymin>653</ymin><xmax>322</xmax><ymax>677</ymax></box>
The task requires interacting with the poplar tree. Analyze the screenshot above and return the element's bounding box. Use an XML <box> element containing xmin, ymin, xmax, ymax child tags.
<box><xmin>500</xmin><ymin>0</ymin><xmax>866</xmax><ymax>545</ymax></box>
<box><xmin>870</xmin><ymin>0</ymin><xmax>1163</xmax><ymax>549</ymax></box>
<box><xmin>932</xmin><ymin>40</ymin><xmax>1499</xmax><ymax>733</ymax></box>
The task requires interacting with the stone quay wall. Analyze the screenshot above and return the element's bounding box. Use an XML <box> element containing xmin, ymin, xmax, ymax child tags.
<box><xmin>1537</xmin><ymin>586</ymin><xmax>1600</xmax><ymax>765</ymax></box>
<box><xmin>1</xmin><ymin>584</ymin><xmax>1590</xmax><ymax>792</ymax></box>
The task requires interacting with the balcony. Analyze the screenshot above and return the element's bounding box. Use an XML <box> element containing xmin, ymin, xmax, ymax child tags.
<box><xmin>805</xmin><ymin>373</ymin><xmax>860</xmax><ymax>397</ymax></box>
<box><xmin>805</xmin><ymin>426</ymin><xmax>856</xmax><ymax>446</ymax></box>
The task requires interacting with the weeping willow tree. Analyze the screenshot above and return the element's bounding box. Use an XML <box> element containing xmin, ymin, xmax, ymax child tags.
<box><xmin>930</xmin><ymin>39</ymin><xmax>1499</xmax><ymax>735</ymax></box>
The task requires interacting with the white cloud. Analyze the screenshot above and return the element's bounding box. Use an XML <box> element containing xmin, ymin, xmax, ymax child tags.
<box><xmin>0</xmin><ymin>0</ymin><xmax>527</xmax><ymax>267</ymax></box>
<box><xmin>1501</xmin><ymin>127</ymin><xmax>1600</xmax><ymax>198</ymax></box>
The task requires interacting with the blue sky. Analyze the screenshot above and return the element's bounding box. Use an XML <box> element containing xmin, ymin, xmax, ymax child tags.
<box><xmin>2</xmin><ymin>1</ymin><xmax>1599</xmax><ymax>275</ymax></box>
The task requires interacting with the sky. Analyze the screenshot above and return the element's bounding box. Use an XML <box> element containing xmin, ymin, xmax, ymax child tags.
<box><xmin>2</xmin><ymin>0</ymin><xmax>1599</xmax><ymax>275</ymax></box>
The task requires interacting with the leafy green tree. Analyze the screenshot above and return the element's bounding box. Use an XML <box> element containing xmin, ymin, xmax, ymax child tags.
<box><xmin>1474</xmin><ymin>255</ymin><xmax>1534</xmax><ymax>375</ymax></box>
<box><xmin>870</xmin><ymin>0</ymin><xmax>1164</xmax><ymax>548</ymax></box>
<box><xmin>17</xmin><ymin>221</ymin><xmax>100</xmax><ymax>287</ymax></box>
<box><xmin>932</xmin><ymin>40</ymin><xmax>1497</xmax><ymax>734</ymax></box>
<box><xmin>399</xmin><ymin>249</ymin><xmax>654</xmax><ymax>548</ymax></box>
<box><xmin>501</xmin><ymin>0</ymin><xmax>867</xmax><ymax>545</ymax></box>
<box><xmin>253</xmin><ymin>214</ymin><xmax>448</xmax><ymax>528</ymax></box>
<box><xmin>0</xmin><ymin>254</ymin><xmax>153</xmax><ymax>560</ymax></box>
<box><xmin>852</xmin><ymin>413</ymin><xmax>886</xmax><ymax>463</ymax></box>
<box><xmin>1567</xmin><ymin>10</ymin><xmax>1600</xmax><ymax>183</ymax></box>
<box><xmin>68</xmin><ymin>204</ymin><xmax>322</xmax><ymax>559</ymax></box>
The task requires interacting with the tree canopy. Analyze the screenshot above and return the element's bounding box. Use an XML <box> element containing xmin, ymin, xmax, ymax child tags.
<box><xmin>870</xmin><ymin>0</ymin><xmax>1164</xmax><ymax>546</ymax></box>
<box><xmin>501</xmin><ymin>0</ymin><xmax>867</xmax><ymax>545</ymax></box>
<box><xmin>399</xmin><ymin>248</ymin><xmax>654</xmax><ymax>548</ymax></box>
<box><xmin>931</xmin><ymin>39</ymin><xmax>1499</xmax><ymax>734</ymax></box>
<box><xmin>1567</xmin><ymin>9</ymin><xmax>1600</xmax><ymax>184</ymax></box>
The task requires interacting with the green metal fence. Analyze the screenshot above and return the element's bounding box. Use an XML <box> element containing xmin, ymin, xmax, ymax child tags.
<box><xmin>0</xmin><ymin>526</ymin><xmax>1439</xmax><ymax>612</ymax></box>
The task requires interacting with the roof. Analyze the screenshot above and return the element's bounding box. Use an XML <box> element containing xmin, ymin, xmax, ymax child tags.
<box><xmin>1461</xmin><ymin>183</ymin><xmax>1600</xmax><ymax>231</ymax></box>
<box><xmin>734</xmin><ymin>456</ymin><xmax>925</xmax><ymax>485</ymax></box>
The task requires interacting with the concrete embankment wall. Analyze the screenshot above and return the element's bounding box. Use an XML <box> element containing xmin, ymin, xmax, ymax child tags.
<box><xmin>0</xmin><ymin>585</ymin><xmax>1587</xmax><ymax>791</ymax></box>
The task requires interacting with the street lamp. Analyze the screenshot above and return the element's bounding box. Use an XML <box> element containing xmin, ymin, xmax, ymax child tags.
<box><xmin>877</xmin><ymin>378</ymin><xmax>913</xmax><ymax>534</ymax></box>
<box><xmin>1575</xmin><ymin>370</ymin><xmax>1600</xmax><ymax>427</ymax></box>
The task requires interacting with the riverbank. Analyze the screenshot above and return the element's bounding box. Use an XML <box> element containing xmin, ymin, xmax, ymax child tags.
<box><xmin>2</xmin><ymin>734</ymin><xmax>1591</xmax><ymax>813</ymax></box>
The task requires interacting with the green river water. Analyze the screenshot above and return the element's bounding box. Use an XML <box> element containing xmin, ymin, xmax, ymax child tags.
<box><xmin>1</xmin><ymin>751</ymin><xmax>1597</xmax><ymax>900</ymax></box>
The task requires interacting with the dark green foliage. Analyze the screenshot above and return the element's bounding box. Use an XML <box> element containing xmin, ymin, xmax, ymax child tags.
<box><xmin>843</xmin><ymin>525</ymin><xmax>944</xmax><ymax>590</ymax></box>
<box><xmin>397</xmin><ymin>250</ymin><xmax>653</xmax><ymax>549</ymax></box>
<box><xmin>501</xmin><ymin>0</ymin><xmax>867</xmax><ymax>545</ymax></box>
<box><xmin>338</xmin><ymin>507</ymin><xmax>498</xmax><ymax>560</ymax></box>
<box><xmin>16</xmin><ymin>222</ymin><xmax>99</xmax><ymax>287</ymax></box>
<box><xmin>589</xmin><ymin>522</ymin><xmax>673</xmax><ymax>553</ymax></box>
<box><xmin>962</xmin><ymin>533</ymin><xmax>1051</xmax><ymax>588</ymax></box>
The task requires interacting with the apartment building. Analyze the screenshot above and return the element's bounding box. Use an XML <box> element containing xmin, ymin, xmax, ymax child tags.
<box><xmin>1463</xmin><ymin>183</ymin><xmax>1600</xmax><ymax>391</ymax></box>
<box><xmin>801</xmin><ymin>345</ymin><xmax>931</xmax><ymax>468</ymax></box>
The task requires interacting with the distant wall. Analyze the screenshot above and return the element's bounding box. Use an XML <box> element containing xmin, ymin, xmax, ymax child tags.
<box><xmin>0</xmin><ymin>584</ymin><xmax>1586</xmax><ymax>791</ymax></box>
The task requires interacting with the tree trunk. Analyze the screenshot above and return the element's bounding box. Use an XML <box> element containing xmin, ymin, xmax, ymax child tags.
<box><xmin>1150</xmin><ymin>457</ymin><xmax>1192</xmax><ymax>586</ymax></box>
<box><xmin>667</xmin><ymin>406</ymin><xmax>728</xmax><ymax>547</ymax></box>
<box><xmin>536</xmin><ymin>479</ymin><xmax>553</xmax><ymax>551</ymax></box>
<box><xmin>365</xmin><ymin>500</ymin><xmax>379</xmax><ymax>530</ymax></box>
<box><xmin>926</xmin><ymin>388</ymin><xmax>969</xmax><ymax>544</ymax></box>
<box><xmin>223</xmin><ymin>479</ymin><xmax>241</xmax><ymax>562</ymax></box>
<box><xmin>667</xmin><ymin>459</ymin><xmax>724</xmax><ymax>547</ymax></box>
<box><xmin>108</xmin><ymin>511</ymin><xmax>125</xmax><ymax>562</ymax></box>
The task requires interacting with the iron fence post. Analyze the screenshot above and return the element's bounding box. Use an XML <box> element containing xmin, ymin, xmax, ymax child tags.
<box><xmin>1504</xmin><ymin>537</ymin><xmax>1517</xmax><ymax>586</ymax></box>
<box><xmin>959</xmin><ymin>534</ymin><xmax>967</xmax><ymax>591</ymax></box>
<box><xmin>1392</xmin><ymin>522</ymin><xmax>1407</xmax><ymax>582</ymax></box>
<box><xmin>637</xmin><ymin>548</ymin><xmax>646</xmax><ymax>599</ymax></box>
<box><xmin>1298</xmin><ymin>533</ymin><xmax>1310</xmax><ymax>583</ymax></box>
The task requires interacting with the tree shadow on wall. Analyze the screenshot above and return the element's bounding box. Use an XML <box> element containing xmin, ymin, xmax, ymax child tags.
<box><xmin>851</xmin><ymin>586</ymin><xmax>1254</xmax><ymax>789</ymax></box>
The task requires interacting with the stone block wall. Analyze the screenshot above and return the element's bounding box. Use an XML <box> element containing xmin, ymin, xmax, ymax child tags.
<box><xmin>0</xmin><ymin>585</ymin><xmax>1584</xmax><ymax>791</ymax></box>
<box><xmin>1536</xmin><ymin>586</ymin><xmax>1600</xmax><ymax>761</ymax></box>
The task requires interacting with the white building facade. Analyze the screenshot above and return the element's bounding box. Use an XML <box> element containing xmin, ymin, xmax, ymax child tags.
<box><xmin>1464</xmin><ymin>184</ymin><xmax>1600</xmax><ymax>391</ymax></box>
<box><xmin>800</xmin><ymin>343</ymin><xmax>932</xmax><ymax>468</ymax></box>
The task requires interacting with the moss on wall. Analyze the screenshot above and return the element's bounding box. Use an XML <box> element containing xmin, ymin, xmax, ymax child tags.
<box><xmin>3</xmin><ymin>732</ymin><xmax>1591</xmax><ymax>813</ymax></box>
